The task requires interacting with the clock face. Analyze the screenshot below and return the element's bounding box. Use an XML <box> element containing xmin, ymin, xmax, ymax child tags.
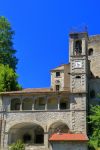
<box><xmin>75</xmin><ymin>61</ymin><xmax>82</xmax><ymax>68</ymax></box>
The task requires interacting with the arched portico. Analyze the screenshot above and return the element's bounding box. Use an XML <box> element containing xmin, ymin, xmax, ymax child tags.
<box><xmin>8</xmin><ymin>123</ymin><xmax>44</xmax><ymax>145</ymax></box>
<box><xmin>22</xmin><ymin>98</ymin><xmax>33</xmax><ymax>110</ymax></box>
<box><xmin>11</xmin><ymin>98</ymin><xmax>21</xmax><ymax>110</ymax></box>
<box><xmin>48</xmin><ymin>121</ymin><xmax>69</xmax><ymax>137</ymax></box>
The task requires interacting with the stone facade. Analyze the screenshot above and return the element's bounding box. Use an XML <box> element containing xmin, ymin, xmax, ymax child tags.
<box><xmin>1</xmin><ymin>31</ymin><xmax>100</xmax><ymax>150</ymax></box>
<box><xmin>51</xmin><ymin>64</ymin><xmax>70</xmax><ymax>91</ymax></box>
<box><xmin>88</xmin><ymin>35</ymin><xmax>100</xmax><ymax>77</ymax></box>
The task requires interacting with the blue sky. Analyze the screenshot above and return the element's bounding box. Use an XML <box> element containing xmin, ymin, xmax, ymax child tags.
<box><xmin>0</xmin><ymin>0</ymin><xmax>100</xmax><ymax>88</ymax></box>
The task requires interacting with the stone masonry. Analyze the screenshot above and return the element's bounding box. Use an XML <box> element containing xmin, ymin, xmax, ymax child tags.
<box><xmin>1</xmin><ymin>31</ymin><xmax>100</xmax><ymax>150</ymax></box>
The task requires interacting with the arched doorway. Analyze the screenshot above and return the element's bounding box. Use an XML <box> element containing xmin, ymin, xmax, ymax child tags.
<box><xmin>49</xmin><ymin>122</ymin><xmax>70</xmax><ymax>150</ymax></box>
<box><xmin>34</xmin><ymin>97</ymin><xmax>45</xmax><ymax>110</ymax></box>
<box><xmin>49</xmin><ymin>122</ymin><xmax>69</xmax><ymax>137</ymax></box>
<box><xmin>47</xmin><ymin>97</ymin><xmax>58</xmax><ymax>110</ymax></box>
<box><xmin>11</xmin><ymin>98</ymin><xmax>21</xmax><ymax>110</ymax></box>
<box><xmin>8</xmin><ymin>123</ymin><xmax>44</xmax><ymax>145</ymax></box>
<box><xmin>74</xmin><ymin>40</ymin><xmax>82</xmax><ymax>55</ymax></box>
<box><xmin>22</xmin><ymin>98</ymin><xmax>33</xmax><ymax>110</ymax></box>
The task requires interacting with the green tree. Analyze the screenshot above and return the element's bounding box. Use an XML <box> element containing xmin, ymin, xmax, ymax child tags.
<box><xmin>0</xmin><ymin>64</ymin><xmax>21</xmax><ymax>92</ymax></box>
<box><xmin>0</xmin><ymin>16</ymin><xmax>18</xmax><ymax>71</ymax></box>
<box><xmin>9</xmin><ymin>140</ymin><xmax>25</xmax><ymax>150</ymax></box>
<box><xmin>88</xmin><ymin>105</ymin><xmax>100</xmax><ymax>149</ymax></box>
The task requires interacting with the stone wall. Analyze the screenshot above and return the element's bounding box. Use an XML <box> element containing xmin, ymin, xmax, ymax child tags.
<box><xmin>5</xmin><ymin>111</ymin><xmax>71</xmax><ymax>132</ymax></box>
<box><xmin>88</xmin><ymin>35</ymin><xmax>100</xmax><ymax>77</ymax></box>
<box><xmin>1</xmin><ymin>110</ymin><xmax>87</xmax><ymax>149</ymax></box>
<box><xmin>89</xmin><ymin>79</ymin><xmax>100</xmax><ymax>104</ymax></box>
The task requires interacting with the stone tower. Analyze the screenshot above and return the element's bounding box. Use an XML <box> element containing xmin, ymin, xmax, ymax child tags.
<box><xmin>69</xmin><ymin>31</ymin><xmax>88</xmax><ymax>133</ymax></box>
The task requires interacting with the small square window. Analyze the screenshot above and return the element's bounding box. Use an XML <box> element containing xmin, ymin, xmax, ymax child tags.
<box><xmin>56</xmin><ymin>72</ymin><xmax>60</xmax><ymax>77</ymax></box>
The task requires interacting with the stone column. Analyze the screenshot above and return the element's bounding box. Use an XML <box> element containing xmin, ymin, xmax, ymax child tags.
<box><xmin>57</xmin><ymin>96</ymin><xmax>61</xmax><ymax>110</ymax></box>
<box><xmin>3</xmin><ymin>132</ymin><xmax>9</xmax><ymax>150</ymax></box>
<box><xmin>45</xmin><ymin>96</ymin><xmax>48</xmax><ymax>110</ymax></box>
<box><xmin>32</xmin><ymin>96</ymin><xmax>36</xmax><ymax>110</ymax></box>
<box><xmin>1</xmin><ymin>115</ymin><xmax>8</xmax><ymax>150</ymax></box>
<box><xmin>1</xmin><ymin>120</ymin><xmax>4</xmax><ymax>150</ymax></box>
<box><xmin>20</xmin><ymin>98</ymin><xmax>22</xmax><ymax>111</ymax></box>
<box><xmin>7</xmin><ymin>104</ymin><xmax>10</xmax><ymax>112</ymax></box>
<box><xmin>44</xmin><ymin>127</ymin><xmax>48</xmax><ymax>148</ymax></box>
<box><xmin>7</xmin><ymin>97</ymin><xmax>11</xmax><ymax>111</ymax></box>
<box><xmin>82</xmin><ymin>38</ymin><xmax>86</xmax><ymax>55</ymax></box>
<box><xmin>70</xmin><ymin>95</ymin><xmax>75</xmax><ymax>133</ymax></box>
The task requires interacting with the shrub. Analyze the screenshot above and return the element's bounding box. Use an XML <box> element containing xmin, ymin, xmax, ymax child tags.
<box><xmin>9</xmin><ymin>140</ymin><xmax>25</xmax><ymax>150</ymax></box>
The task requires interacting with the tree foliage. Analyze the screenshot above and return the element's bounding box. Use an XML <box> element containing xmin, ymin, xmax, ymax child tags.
<box><xmin>9</xmin><ymin>140</ymin><xmax>25</xmax><ymax>150</ymax></box>
<box><xmin>0</xmin><ymin>64</ymin><xmax>21</xmax><ymax>92</ymax></box>
<box><xmin>88</xmin><ymin>105</ymin><xmax>100</xmax><ymax>149</ymax></box>
<box><xmin>0</xmin><ymin>16</ymin><xmax>18</xmax><ymax>71</ymax></box>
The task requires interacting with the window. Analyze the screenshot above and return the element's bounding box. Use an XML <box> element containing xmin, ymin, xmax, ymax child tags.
<box><xmin>34</xmin><ymin>97</ymin><xmax>45</xmax><ymax>110</ymax></box>
<box><xmin>56</xmin><ymin>85</ymin><xmax>60</xmax><ymax>91</ymax></box>
<box><xmin>11</xmin><ymin>98</ymin><xmax>21</xmax><ymax>110</ymax></box>
<box><xmin>88</xmin><ymin>48</ymin><xmax>93</xmax><ymax>56</ymax></box>
<box><xmin>38</xmin><ymin>97</ymin><xmax>45</xmax><ymax>106</ymax></box>
<box><xmin>60</xmin><ymin>98</ymin><xmax>68</xmax><ymax>110</ymax></box>
<box><xmin>56</xmin><ymin>72</ymin><xmax>60</xmax><ymax>77</ymax></box>
<box><xmin>74</xmin><ymin>40</ymin><xmax>82</xmax><ymax>55</ymax></box>
<box><xmin>76</xmin><ymin>76</ymin><xmax>81</xmax><ymax>79</ymax></box>
<box><xmin>90</xmin><ymin>90</ymin><xmax>95</xmax><ymax>98</ymax></box>
<box><xmin>22</xmin><ymin>98</ymin><xmax>33</xmax><ymax>110</ymax></box>
<box><xmin>60</xmin><ymin>103</ymin><xmax>67</xmax><ymax>109</ymax></box>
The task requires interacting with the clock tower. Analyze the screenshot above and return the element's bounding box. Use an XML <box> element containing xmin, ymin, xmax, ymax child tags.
<box><xmin>69</xmin><ymin>32</ymin><xmax>88</xmax><ymax>93</ymax></box>
<box><xmin>69</xmin><ymin>31</ymin><xmax>88</xmax><ymax>134</ymax></box>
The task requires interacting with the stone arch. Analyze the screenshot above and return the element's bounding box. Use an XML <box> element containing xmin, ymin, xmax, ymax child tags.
<box><xmin>74</xmin><ymin>40</ymin><xmax>82</xmax><ymax>55</ymax></box>
<box><xmin>34</xmin><ymin>96</ymin><xmax>45</xmax><ymax>110</ymax></box>
<box><xmin>8</xmin><ymin>122</ymin><xmax>44</xmax><ymax>145</ymax></box>
<box><xmin>7</xmin><ymin>120</ymin><xmax>45</xmax><ymax>133</ymax></box>
<box><xmin>47</xmin><ymin>96</ymin><xmax>58</xmax><ymax>110</ymax></box>
<box><xmin>11</xmin><ymin>98</ymin><xmax>21</xmax><ymax>110</ymax></box>
<box><xmin>22</xmin><ymin>97</ymin><xmax>33</xmax><ymax>110</ymax></box>
<box><xmin>60</xmin><ymin>97</ymin><xmax>69</xmax><ymax>110</ymax></box>
<box><xmin>48</xmin><ymin>120</ymin><xmax>70</xmax><ymax>137</ymax></box>
<box><xmin>21</xmin><ymin>96</ymin><xmax>34</xmax><ymax>101</ymax></box>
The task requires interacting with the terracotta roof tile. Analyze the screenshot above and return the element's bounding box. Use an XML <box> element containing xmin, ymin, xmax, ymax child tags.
<box><xmin>51</xmin><ymin>64</ymin><xmax>70</xmax><ymax>72</ymax></box>
<box><xmin>22</xmin><ymin>88</ymin><xmax>51</xmax><ymax>92</ymax></box>
<box><xmin>0</xmin><ymin>88</ymin><xmax>70</xmax><ymax>95</ymax></box>
<box><xmin>0</xmin><ymin>88</ymin><xmax>51</xmax><ymax>95</ymax></box>
<box><xmin>49</xmin><ymin>133</ymin><xmax>89</xmax><ymax>141</ymax></box>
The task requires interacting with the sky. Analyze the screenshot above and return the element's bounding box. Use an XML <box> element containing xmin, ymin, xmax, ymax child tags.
<box><xmin>0</xmin><ymin>0</ymin><xmax>100</xmax><ymax>88</ymax></box>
